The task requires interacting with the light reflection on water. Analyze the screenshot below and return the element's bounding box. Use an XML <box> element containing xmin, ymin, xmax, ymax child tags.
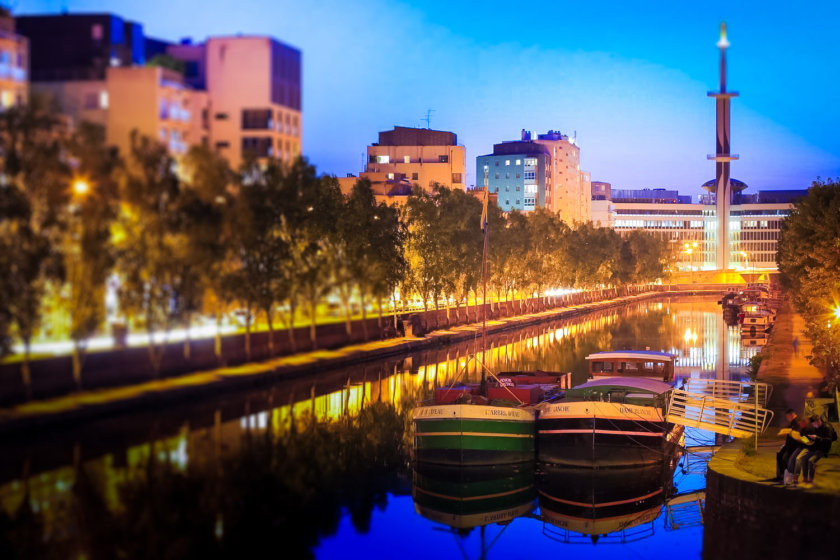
<box><xmin>0</xmin><ymin>296</ymin><xmax>750</xmax><ymax>558</ymax></box>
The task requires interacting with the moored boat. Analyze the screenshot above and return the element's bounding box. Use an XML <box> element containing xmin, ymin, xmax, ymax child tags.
<box><xmin>536</xmin><ymin>376</ymin><xmax>684</xmax><ymax>467</ymax></box>
<box><xmin>412</xmin><ymin>373</ymin><xmax>570</xmax><ymax>466</ymax></box>
<box><xmin>585</xmin><ymin>350</ymin><xmax>675</xmax><ymax>382</ymax></box>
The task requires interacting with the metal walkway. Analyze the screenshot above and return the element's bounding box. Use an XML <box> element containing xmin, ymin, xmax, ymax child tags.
<box><xmin>666</xmin><ymin>386</ymin><xmax>774</xmax><ymax>438</ymax></box>
<box><xmin>681</xmin><ymin>378</ymin><xmax>773</xmax><ymax>407</ymax></box>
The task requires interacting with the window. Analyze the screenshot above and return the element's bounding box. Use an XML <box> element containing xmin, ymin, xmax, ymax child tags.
<box><xmin>523</xmin><ymin>171</ymin><xmax>535</xmax><ymax>180</ymax></box>
<box><xmin>83</xmin><ymin>92</ymin><xmax>99</xmax><ymax>110</ymax></box>
<box><xmin>506</xmin><ymin>172</ymin><xmax>510</xmax><ymax>179</ymax></box>
<box><xmin>515</xmin><ymin>159</ymin><xmax>521</xmax><ymax>165</ymax></box>
<box><xmin>452</xmin><ymin>173</ymin><xmax>462</xmax><ymax>183</ymax></box>
<box><xmin>495</xmin><ymin>161</ymin><xmax>499</xmax><ymax>166</ymax></box>
<box><xmin>387</xmin><ymin>173</ymin><xmax>394</xmax><ymax>179</ymax></box>
<box><xmin>215</xmin><ymin>141</ymin><xmax>230</xmax><ymax>149</ymax></box>
<box><xmin>412</xmin><ymin>172</ymin><xmax>419</xmax><ymax>181</ymax></box>
<box><xmin>516</xmin><ymin>199</ymin><xmax>520</xmax><ymax>205</ymax></box>
<box><xmin>495</xmin><ymin>173</ymin><xmax>499</xmax><ymax>179</ymax></box>
<box><xmin>516</xmin><ymin>173</ymin><xmax>520</xmax><ymax>179</ymax></box>
<box><xmin>505</xmin><ymin>186</ymin><xmax>510</xmax><ymax>192</ymax></box>
<box><xmin>214</xmin><ymin>112</ymin><xmax>229</xmax><ymax>120</ymax></box>
<box><xmin>524</xmin><ymin>157</ymin><xmax>537</xmax><ymax>166</ymax></box>
<box><xmin>516</xmin><ymin>186</ymin><xmax>520</xmax><ymax>191</ymax></box>
<box><xmin>403</xmin><ymin>155</ymin><xmax>410</xmax><ymax>163</ymax></box>
<box><xmin>505</xmin><ymin>160</ymin><xmax>510</xmax><ymax>166</ymax></box>
<box><xmin>99</xmin><ymin>91</ymin><xmax>109</xmax><ymax>109</ymax></box>
<box><xmin>439</xmin><ymin>155</ymin><xmax>449</xmax><ymax>163</ymax></box>
<box><xmin>376</xmin><ymin>155</ymin><xmax>390</xmax><ymax>164</ymax></box>
<box><xmin>241</xmin><ymin>137</ymin><xmax>273</xmax><ymax>158</ymax></box>
<box><xmin>242</xmin><ymin>109</ymin><xmax>273</xmax><ymax>130</ymax></box>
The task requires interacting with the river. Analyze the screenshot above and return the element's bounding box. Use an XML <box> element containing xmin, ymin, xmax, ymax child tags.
<box><xmin>0</xmin><ymin>296</ymin><xmax>757</xmax><ymax>558</ymax></box>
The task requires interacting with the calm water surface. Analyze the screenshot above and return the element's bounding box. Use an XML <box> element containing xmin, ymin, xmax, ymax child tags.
<box><xmin>0</xmin><ymin>297</ymin><xmax>757</xmax><ymax>559</ymax></box>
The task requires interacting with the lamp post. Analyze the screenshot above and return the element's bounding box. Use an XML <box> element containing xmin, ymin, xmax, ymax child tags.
<box><xmin>70</xmin><ymin>177</ymin><xmax>91</xmax><ymax>390</ymax></box>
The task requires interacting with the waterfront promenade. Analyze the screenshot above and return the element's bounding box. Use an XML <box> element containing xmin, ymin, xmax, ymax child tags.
<box><xmin>0</xmin><ymin>288</ymin><xmax>715</xmax><ymax>435</ymax></box>
<box><xmin>704</xmin><ymin>302</ymin><xmax>840</xmax><ymax>560</ymax></box>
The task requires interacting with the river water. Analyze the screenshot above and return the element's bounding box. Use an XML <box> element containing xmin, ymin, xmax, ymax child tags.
<box><xmin>0</xmin><ymin>296</ymin><xmax>757</xmax><ymax>559</ymax></box>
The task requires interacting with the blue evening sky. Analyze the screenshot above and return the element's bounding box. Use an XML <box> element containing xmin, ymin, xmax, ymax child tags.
<box><xmin>15</xmin><ymin>0</ymin><xmax>840</xmax><ymax>195</ymax></box>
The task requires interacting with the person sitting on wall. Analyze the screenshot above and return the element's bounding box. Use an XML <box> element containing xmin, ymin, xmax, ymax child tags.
<box><xmin>795</xmin><ymin>415</ymin><xmax>838</xmax><ymax>485</ymax></box>
<box><xmin>772</xmin><ymin>408</ymin><xmax>802</xmax><ymax>482</ymax></box>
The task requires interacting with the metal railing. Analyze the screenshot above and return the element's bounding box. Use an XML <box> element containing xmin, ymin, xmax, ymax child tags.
<box><xmin>666</xmin><ymin>389</ymin><xmax>774</xmax><ymax>438</ymax></box>
<box><xmin>681</xmin><ymin>378</ymin><xmax>772</xmax><ymax>407</ymax></box>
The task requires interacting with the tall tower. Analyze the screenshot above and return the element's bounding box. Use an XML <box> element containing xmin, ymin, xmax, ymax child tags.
<box><xmin>707</xmin><ymin>23</ymin><xmax>738</xmax><ymax>270</ymax></box>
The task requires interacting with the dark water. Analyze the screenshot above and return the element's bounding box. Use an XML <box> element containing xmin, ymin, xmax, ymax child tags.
<box><xmin>0</xmin><ymin>297</ymin><xmax>756</xmax><ymax>559</ymax></box>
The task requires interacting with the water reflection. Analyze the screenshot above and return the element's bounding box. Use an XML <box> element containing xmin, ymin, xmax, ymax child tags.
<box><xmin>0</xmin><ymin>297</ymin><xmax>742</xmax><ymax>557</ymax></box>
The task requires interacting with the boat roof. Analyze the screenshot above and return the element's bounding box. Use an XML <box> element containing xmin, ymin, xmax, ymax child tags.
<box><xmin>586</xmin><ymin>350</ymin><xmax>675</xmax><ymax>362</ymax></box>
<box><xmin>574</xmin><ymin>377</ymin><xmax>673</xmax><ymax>394</ymax></box>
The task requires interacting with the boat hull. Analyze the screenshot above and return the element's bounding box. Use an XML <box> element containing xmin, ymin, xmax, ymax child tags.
<box><xmin>412</xmin><ymin>404</ymin><xmax>536</xmax><ymax>466</ymax></box>
<box><xmin>536</xmin><ymin>401</ymin><xmax>683</xmax><ymax>467</ymax></box>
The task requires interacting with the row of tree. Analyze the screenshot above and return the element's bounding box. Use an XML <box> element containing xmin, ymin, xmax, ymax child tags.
<box><xmin>0</xmin><ymin>103</ymin><xmax>669</xmax><ymax>383</ymax></box>
<box><xmin>777</xmin><ymin>178</ymin><xmax>840</xmax><ymax>393</ymax></box>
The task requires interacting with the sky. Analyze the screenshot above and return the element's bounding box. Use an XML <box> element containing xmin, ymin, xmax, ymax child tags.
<box><xmin>13</xmin><ymin>0</ymin><xmax>840</xmax><ymax>195</ymax></box>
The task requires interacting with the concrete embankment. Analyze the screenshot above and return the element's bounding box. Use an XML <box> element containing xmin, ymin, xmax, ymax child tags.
<box><xmin>0</xmin><ymin>287</ymin><xmax>727</xmax><ymax>435</ymax></box>
<box><xmin>703</xmin><ymin>301</ymin><xmax>840</xmax><ymax>560</ymax></box>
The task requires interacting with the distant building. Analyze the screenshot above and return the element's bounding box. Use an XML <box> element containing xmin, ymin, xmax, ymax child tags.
<box><xmin>106</xmin><ymin>65</ymin><xmax>208</xmax><ymax>157</ymax></box>
<box><xmin>0</xmin><ymin>11</ymin><xmax>28</xmax><ymax>110</ymax></box>
<box><xmin>365</xmin><ymin>126</ymin><xmax>466</xmax><ymax>192</ymax></box>
<box><xmin>336</xmin><ymin>172</ymin><xmax>413</xmax><ymax>207</ymax></box>
<box><xmin>475</xmin><ymin>140</ymin><xmax>549</xmax><ymax>212</ymax></box>
<box><xmin>17</xmin><ymin>13</ymin><xmax>302</xmax><ymax>166</ymax></box>
<box><xmin>597</xmin><ymin>179</ymin><xmax>808</xmax><ymax>271</ymax></box>
<box><xmin>17</xmin><ymin>13</ymin><xmax>144</xmax><ymax>81</ymax></box>
<box><xmin>475</xmin><ymin>130</ymin><xmax>590</xmax><ymax>222</ymax></box>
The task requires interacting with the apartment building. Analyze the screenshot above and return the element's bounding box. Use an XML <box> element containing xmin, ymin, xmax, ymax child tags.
<box><xmin>365</xmin><ymin>126</ymin><xmax>466</xmax><ymax>192</ymax></box>
<box><xmin>532</xmin><ymin>130</ymin><xmax>591</xmax><ymax>223</ymax></box>
<box><xmin>475</xmin><ymin>140</ymin><xmax>549</xmax><ymax>212</ymax></box>
<box><xmin>0</xmin><ymin>12</ymin><xmax>27</xmax><ymax>110</ymax></box>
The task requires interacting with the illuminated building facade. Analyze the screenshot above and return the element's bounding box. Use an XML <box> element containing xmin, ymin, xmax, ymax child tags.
<box><xmin>0</xmin><ymin>12</ymin><xmax>28</xmax><ymax>110</ymax></box>
<box><xmin>476</xmin><ymin>140</ymin><xmax>549</xmax><ymax>212</ymax></box>
<box><xmin>365</xmin><ymin>126</ymin><xmax>466</xmax><ymax>192</ymax></box>
<box><xmin>533</xmin><ymin>130</ymin><xmax>591</xmax><ymax>223</ymax></box>
<box><xmin>598</xmin><ymin>185</ymin><xmax>806</xmax><ymax>271</ymax></box>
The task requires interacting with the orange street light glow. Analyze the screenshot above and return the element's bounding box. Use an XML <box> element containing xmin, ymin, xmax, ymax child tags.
<box><xmin>72</xmin><ymin>179</ymin><xmax>91</xmax><ymax>196</ymax></box>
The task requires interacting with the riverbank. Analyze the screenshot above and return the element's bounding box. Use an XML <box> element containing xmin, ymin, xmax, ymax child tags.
<box><xmin>703</xmin><ymin>302</ymin><xmax>840</xmax><ymax>560</ymax></box>
<box><xmin>0</xmin><ymin>288</ymin><xmax>726</xmax><ymax>436</ymax></box>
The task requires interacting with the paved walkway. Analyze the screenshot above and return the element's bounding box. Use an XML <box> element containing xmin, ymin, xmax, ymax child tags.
<box><xmin>713</xmin><ymin>301</ymin><xmax>840</xmax><ymax>493</ymax></box>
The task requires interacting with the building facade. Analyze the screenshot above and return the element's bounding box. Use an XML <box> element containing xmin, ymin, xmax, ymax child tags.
<box><xmin>532</xmin><ymin>130</ymin><xmax>590</xmax><ymax>223</ymax></box>
<box><xmin>475</xmin><ymin>141</ymin><xmax>548</xmax><ymax>212</ymax></box>
<box><xmin>596</xmin><ymin>185</ymin><xmax>805</xmax><ymax>271</ymax></box>
<box><xmin>0</xmin><ymin>14</ymin><xmax>27</xmax><ymax>110</ymax></box>
<box><xmin>17</xmin><ymin>13</ymin><xmax>302</xmax><ymax>167</ymax></box>
<box><xmin>365</xmin><ymin>127</ymin><xmax>465</xmax><ymax>192</ymax></box>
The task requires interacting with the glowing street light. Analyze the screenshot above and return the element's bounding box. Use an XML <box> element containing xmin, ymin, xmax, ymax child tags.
<box><xmin>72</xmin><ymin>178</ymin><xmax>91</xmax><ymax>197</ymax></box>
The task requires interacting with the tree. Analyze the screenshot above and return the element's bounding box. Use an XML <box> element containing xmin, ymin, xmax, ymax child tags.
<box><xmin>175</xmin><ymin>146</ymin><xmax>233</xmax><ymax>361</ymax></box>
<box><xmin>63</xmin><ymin>122</ymin><xmax>120</xmax><ymax>387</ymax></box>
<box><xmin>778</xmin><ymin>179</ymin><xmax>840</xmax><ymax>391</ymax></box>
<box><xmin>0</xmin><ymin>103</ymin><xmax>67</xmax><ymax>395</ymax></box>
<box><xmin>114</xmin><ymin>132</ymin><xmax>183</xmax><ymax>376</ymax></box>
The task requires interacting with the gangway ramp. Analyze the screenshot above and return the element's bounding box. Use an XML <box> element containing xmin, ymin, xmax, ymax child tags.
<box><xmin>665</xmin><ymin>491</ymin><xmax>705</xmax><ymax>531</ymax></box>
<box><xmin>666</xmin><ymin>389</ymin><xmax>774</xmax><ymax>438</ymax></box>
<box><xmin>681</xmin><ymin>378</ymin><xmax>772</xmax><ymax>408</ymax></box>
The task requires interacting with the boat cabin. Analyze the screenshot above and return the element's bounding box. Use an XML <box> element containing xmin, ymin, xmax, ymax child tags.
<box><xmin>586</xmin><ymin>350</ymin><xmax>675</xmax><ymax>383</ymax></box>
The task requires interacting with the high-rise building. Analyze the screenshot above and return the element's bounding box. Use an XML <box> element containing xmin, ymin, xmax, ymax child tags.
<box><xmin>0</xmin><ymin>11</ymin><xmax>28</xmax><ymax>110</ymax></box>
<box><xmin>476</xmin><ymin>141</ymin><xmax>549</xmax><ymax>212</ymax></box>
<box><xmin>17</xmin><ymin>13</ymin><xmax>302</xmax><ymax>166</ymax></box>
<box><xmin>475</xmin><ymin>130</ymin><xmax>590</xmax><ymax>222</ymax></box>
<box><xmin>171</xmin><ymin>36</ymin><xmax>301</xmax><ymax>168</ymax></box>
<box><xmin>365</xmin><ymin>126</ymin><xmax>466</xmax><ymax>192</ymax></box>
<box><xmin>531</xmin><ymin>130</ymin><xmax>591</xmax><ymax>223</ymax></box>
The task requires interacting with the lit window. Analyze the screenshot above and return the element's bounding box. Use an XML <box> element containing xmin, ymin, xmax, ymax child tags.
<box><xmin>515</xmin><ymin>159</ymin><xmax>521</xmax><ymax>165</ymax></box>
<box><xmin>403</xmin><ymin>155</ymin><xmax>410</xmax><ymax>163</ymax></box>
<box><xmin>99</xmin><ymin>91</ymin><xmax>109</xmax><ymax>109</ymax></box>
<box><xmin>376</xmin><ymin>155</ymin><xmax>390</xmax><ymax>164</ymax></box>
<box><xmin>387</xmin><ymin>173</ymin><xmax>394</xmax><ymax>179</ymax></box>
<box><xmin>505</xmin><ymin>160</ymin><xmax>510</xmax><ymax>166</ymax></box>
<box><xmin>438</xmin><ymin>155</ymin><xmax>449</xmax><ymax>163</ymax></box>
<box><xmin>0</xmin><ymin>90</ymin><xmax>13</xmax><ymax>108</ymax></box>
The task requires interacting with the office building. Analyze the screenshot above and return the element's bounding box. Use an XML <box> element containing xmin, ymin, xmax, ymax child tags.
<box><xmin>365</xmin><ymin>126</ymin><xmax>466</xmax><ymax>192</ymax></box>
<box><xmin>532</xmin><ymin>130</ymin><xmax>591</xmax><ymax>223</ymax></box>
<box><xmin>596</xmin><ymin>182</ymin><xmax>806</xmax><ymax>271</ymax></box>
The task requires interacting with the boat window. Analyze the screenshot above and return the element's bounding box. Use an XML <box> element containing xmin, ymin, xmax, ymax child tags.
<box><xmin>623</xmin><ymin>362</ymin><xmax>639</xmax><ymax>372</ymax></box>
<box><xmin>592</xmin><ymin>361</ymin><xmax>613</xmax><ymax>373</ymax></box>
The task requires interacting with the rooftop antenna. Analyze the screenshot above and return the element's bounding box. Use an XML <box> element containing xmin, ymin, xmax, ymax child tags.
<box><xmin>422</xmin><ymin>108</ymin><xmax>435</xmax><ymax>129</ymax></box>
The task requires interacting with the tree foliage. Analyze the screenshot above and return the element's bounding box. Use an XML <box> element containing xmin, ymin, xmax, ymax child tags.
<box><xmin>777</xmin><ymin>178</ymin><xmax>840</xmax><ymax>390</ymax></box>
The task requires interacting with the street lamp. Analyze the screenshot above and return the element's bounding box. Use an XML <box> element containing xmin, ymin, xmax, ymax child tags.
<box><xmin>72</xmin><ymin>178</ymin><xmax>90</xmax><ymax>197</ymax></box>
